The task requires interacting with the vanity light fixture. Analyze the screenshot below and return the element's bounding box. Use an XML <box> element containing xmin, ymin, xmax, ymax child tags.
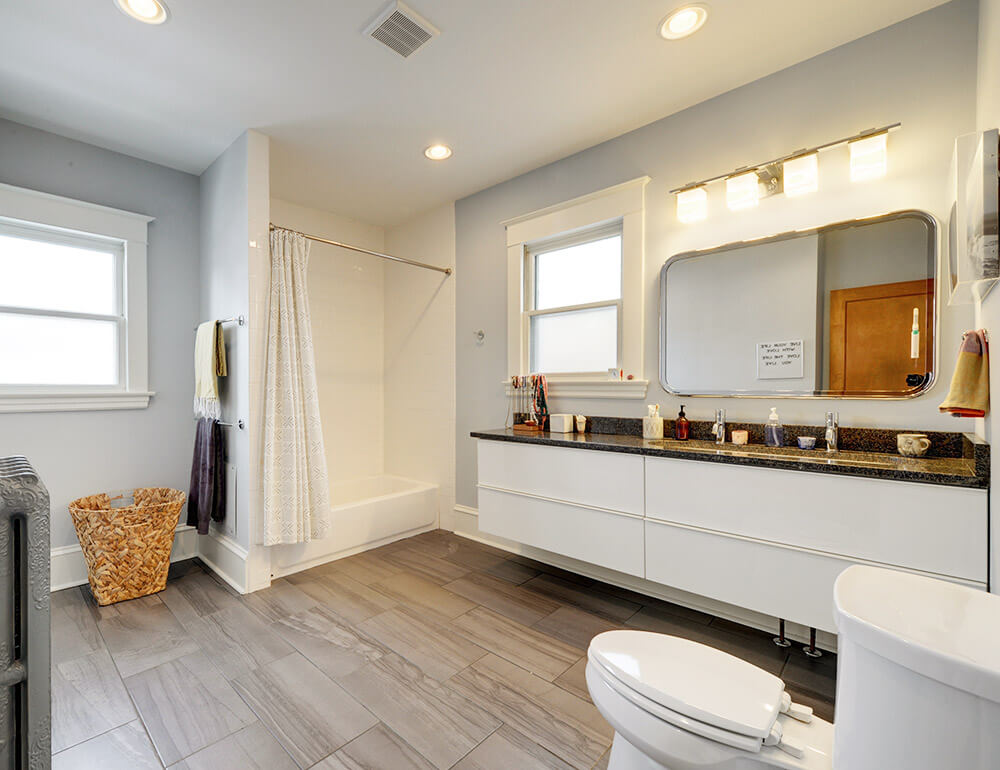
<box><xmin>783</xmin><ymin>152</ymin><xmax>819</xmax><ymax>197</ymax></box>
<box><xmin>424</xmin><ymin>144</ymin><xmax>453</xmax><ymax>160</ymax></box>
<box><xmin>659</xmin><ymin>5</ymin><xmax>709</xmax><ymax>40</ymax></box>
<box><xmin>676</xmin><ymin>186</ymin><xmax>708</xmax><ymax>223</ymax></box>
<box><xmin>670</xmin><ymin>123</ymin><xmax>899</xmax><ymax>223</ymax></box>
<box><xmin>725</xmin><ymin>171</ymin><xmax>759</xmax><ymax>211</ymax></box>
<box><xmin>849</xmin><ymin>131</ymin><xmax>888</xmax><ymax>182</ymax></box>
<box><xmin>114</xmin><ymin>0</ymin><xmax>169</xmax><ymax>24</ymax></box>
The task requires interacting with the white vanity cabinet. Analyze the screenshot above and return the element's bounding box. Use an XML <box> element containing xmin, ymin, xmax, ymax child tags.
<box><xmin>476</xmin><ymin>439</ymin><xmax>988</xmax><ymax>634</ymax></box>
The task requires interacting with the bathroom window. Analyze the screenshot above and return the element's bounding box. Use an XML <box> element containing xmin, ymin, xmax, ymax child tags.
<box><xmin>504</xmin><ymin>177</ymin><xmax>649</xmax><ymax>398</ymax></box>
<box><xmin>526</xmin><ymin>225</ymin><xmax>622</xmax><ymax>374</ymax></box>
<box><xmin>0</xmin><ymin>183</ymin><xmax>151</xmax><ymax>412</ymax></box>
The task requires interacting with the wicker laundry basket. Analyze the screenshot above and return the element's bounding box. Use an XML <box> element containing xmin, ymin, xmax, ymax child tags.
<box><xmin>69</xmin><ymin>488</ymin><xmax>186</xmax><ymax>605</ymax></box>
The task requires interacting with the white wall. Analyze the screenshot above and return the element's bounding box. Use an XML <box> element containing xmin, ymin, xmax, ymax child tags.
<box><xmin>0</xmin><ymin>119</ymin><xmax>199</xmax><ymax>554</ymax></box>
<box><xmin>454</xmin><ymin>0</ymin><xmax>978</xmax><ymax>512</ymax></box>
<box><xmin>384</xmin><ymin>203</ymin><xmax>457</xmax><ymax>529</ymax></box>
<box><xmin>268</xmin><ymin>198</ymin><xmax>386</xmax><ymax>484</ymax></box>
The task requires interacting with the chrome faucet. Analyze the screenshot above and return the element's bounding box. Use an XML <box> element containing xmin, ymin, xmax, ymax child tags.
<box><xmin>712</xmin><ymin>409</ymin><xmax>726</xmax><ymax>444</ymax></box>
<box><xmin>825</xmin><ymin>411</ymin><xmax>839</xmax><ymax>453</ymax></box>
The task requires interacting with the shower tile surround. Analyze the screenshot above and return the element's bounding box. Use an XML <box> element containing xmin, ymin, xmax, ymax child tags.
<box><xmin>48</xmin><ymin>533</ymin><xmax>837</xmax><ymax>768</ymax></box>
<box><xmin>500</xmin><ymin>415</ymin><xmax>989</xmax><ymax>488</ymax></box>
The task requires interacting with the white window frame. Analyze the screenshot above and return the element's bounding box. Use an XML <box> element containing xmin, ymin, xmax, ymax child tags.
<box><xmin>0</xmin><ymin>182</ymin><xmax>153</xmax><ymax>413</ymax></box>
<box><xmin>504</xmin><ymin>177</ymin><xmax>649</xmax><ymax>399</ymax></box>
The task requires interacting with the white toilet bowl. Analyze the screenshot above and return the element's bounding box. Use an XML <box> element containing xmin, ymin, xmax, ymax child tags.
<box><xmin>586</xmin><ymin>630</ymin><xmax>833</xmax><ymax>770</ymax></box>
<box><xmin>586</xmin><ymin>566</ymin><xmax>1000</xmax><ymax>770</ymax></box>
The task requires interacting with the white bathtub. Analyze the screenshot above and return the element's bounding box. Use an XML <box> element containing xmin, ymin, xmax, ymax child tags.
<box><xmin>269</xmin><ymin>474</ymin><xmax>439</xmax><ymax>578</ymax></box>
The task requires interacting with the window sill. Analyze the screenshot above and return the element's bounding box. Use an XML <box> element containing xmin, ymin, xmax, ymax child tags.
<box><xmin>0</xmin><ymin>391</ymin><xmax>154</xmax><ymax>413</ymax></box>
<box><xmin>504</xmin><ymin>378</ymin><xmax>648</xmax><ymax>400</ymax></box>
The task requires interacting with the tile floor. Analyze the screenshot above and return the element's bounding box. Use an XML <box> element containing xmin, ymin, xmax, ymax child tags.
<box><xmin>50</xmin><ymin>529</ymin><xmax>837</xmax><ymax>769</ymax></box>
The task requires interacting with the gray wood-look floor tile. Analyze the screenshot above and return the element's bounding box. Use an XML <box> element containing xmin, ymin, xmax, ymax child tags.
<box><xmin>451</xmin><ymin>725</ymin><xmax>574</xmax><ymax>770</ymax></box>
<box><xmin>159</xmin><ymin>572</ymin><xmax>242</xmax><ymax>622</ymax></box>
<box><xmin>167</xmin><ymin>722</ymin><xmax>297</xmax><ymax>770</ymax></box>
<box><xmin>338</xmin><ymin>651</ymin><xmax>501</xmax><ymax>770</ymax></box>
<box><xmin>381</xmin><ymin>546</ymin><xmax>471</xmax><ymax>584</ymax></box>
<box><xmin>452</xmin><ymin>606</ymin><xmax>582</xmax><ymax>682</ymax></box>
<box><xmin>125</xmin><ymin>651</ymin><xmax>257</xmax><ymax>766</ymax></box>
<box><xmin>232</xmin><ymin>652</ymin><xmax>377</xmax><ymax>768</ymax></box>
<box><xmin>626</xmin><ymin>605</ymin><xmax>789</xmax><ymax>675</ymax></box>
<box><xmin>98</xmin><ymin>601</ymin><xmax>201</xmax><ymax>679</ymax></box>
<box><xmin>371</xmin><ymin>572</ymin><xmax>476</xmax><ymax>622</ymax></box>
<box><xmin>553</xmin><ymin>658</ymin><xmax>590</xmax><ymax>703</ymax></box>
<box><xmin>522</xmin><ymin>574</ymin><xmax>641</xmax><ymax>624</ymax></box>
<box><xmin>297</xmin><ymin>571</ymin><xmax>397</xmax><ymax>624</ymax></box>
<box><xmin>446</xmin><ymin>654</ymin><xmax>612</xmax><ymax>770</ymax></box>
<box><xmin>313</xmin><ymin>723</ymin><xmax>436</xmax><ymax>770</ymax></box>
<box><xmin>443</xmin><ymin>571</ymin><xmax>561</xmax><ymax>626</ymax></box>
<box><xmin>241</xmin><ymin>577</ymin><xmax>319</xmax><ymax>623</ymax></box>
<box><xmin>185</xmin><ymin>604</ymin><xmax>294</xmax><ymax>680</ymax></box>
<box><xmin>52</xmin><ymin>719</ymin><xmax>162</xmax><ymax>770</ymax></box>
<box><xmin>324</xmin><ymin>551</ymin><xmax>404</xmax><ymax>586</ymax></box>
<box><xmin>85</xmin><ymin>592</ymin><xmax>165</xmax><ymax>621</ymax></box>
<box><xmin>358</xmin><ymin>605</ymin><xmax>487</xmax><ymax>681</ymax></box>
<box><xmin>484</xmin><ymin>558</ymin><xmax>542</xmax><ymax>585</ymax></box>
<box><xmin>533</xmin><ymin>606</ymin><xmax>620</xmax><ymax>651</ymax></box>
<box><xmin>780</xmin><ymin>647</ymin><xmax>838</xmax><ymax>701</ymax></box>
<box><xmin>51</xmin><ymin>587</ymin><xmax>104</xmax><ymax>665</ymax></box>
<box><xmin>52</xmin><ymin>647</ymin><xmax>137</xmax><ymax>753</ymax></box>
<box><xmin>273</xmin><ymin>605</ymin><xmax>387</xmax><ymax>680</ymax></box>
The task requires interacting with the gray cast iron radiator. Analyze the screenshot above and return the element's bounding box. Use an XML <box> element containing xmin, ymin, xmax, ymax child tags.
<box><xmin>0</xmin><ymin>457</ymin><xmax>50</xmax><ymax>769</ymax></box>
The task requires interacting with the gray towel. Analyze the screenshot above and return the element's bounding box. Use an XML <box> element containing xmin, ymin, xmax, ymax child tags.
<box><xmin>187</xmin><ymin>418</ymin><xmax>226</xmax><ymax>534</ymax></box>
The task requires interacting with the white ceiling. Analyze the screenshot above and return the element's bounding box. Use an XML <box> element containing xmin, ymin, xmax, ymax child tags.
<box><xmin>1</xmin><ymin>0</ymin><xmax>948</xmax><ymax>226</ymax></box>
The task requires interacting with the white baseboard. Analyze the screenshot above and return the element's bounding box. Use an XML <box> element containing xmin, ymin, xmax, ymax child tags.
<box><xmin>51</xmin><ymin>525</ymin><xmax>199</xmax><ymax>592</ymax></box>
<box><xmin>198</xmin><ymin>531</ymin><xmax>251</xmax><ymax>594</ymax></box>
<box><xmin>450</xmin><ymin>504</ymin><xmax>837</xmax><ymax>651</ymax></box>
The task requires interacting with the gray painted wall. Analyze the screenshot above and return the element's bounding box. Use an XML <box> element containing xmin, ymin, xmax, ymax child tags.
<box><xmin>455</xmin><ymin>0</ymin><xmax>978</xmax><ymax>509</ymax></box>
<box><xmin>0</xmin><ymin>118</ymin><xmax>200</xmax><ymax>548</ymax></box>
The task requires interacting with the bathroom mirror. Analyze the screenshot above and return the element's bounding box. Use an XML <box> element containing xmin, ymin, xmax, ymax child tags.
<box><xmin>659</xmin><ymin>210</ymin><xmax>937</xmax><ymax>398</ymax></box>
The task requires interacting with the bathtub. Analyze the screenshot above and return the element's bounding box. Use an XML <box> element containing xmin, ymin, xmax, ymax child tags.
<box><xmin>269</xmin><ymin>474</ymin><xmax>439</xmax><ymax>578</ymax></box>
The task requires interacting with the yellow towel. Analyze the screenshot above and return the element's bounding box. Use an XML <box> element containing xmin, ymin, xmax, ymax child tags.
<box><xmin>194</xmin><ymin>321</ymin><xmax>227</xmax><ymax>418</ymax></box>
<box><xmin>938</xmin><ymin>330</ymin><xmax>989</xmax><ymax>417</ymax></box>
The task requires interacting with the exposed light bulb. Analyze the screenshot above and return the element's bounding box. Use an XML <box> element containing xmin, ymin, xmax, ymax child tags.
<box><xmin>676</xmin><ymin>187</ymin><xmax>708</xmax><ymax>223</ymax></box>
<box><xmin>424</xmin><ymin>144</ymin><xmax>453</xmax><ymax>160</ymax></box>
<box><xmin>783</xmin><ymin>153</ymin><xmax>819</xmax><ymax>197</ymax></box>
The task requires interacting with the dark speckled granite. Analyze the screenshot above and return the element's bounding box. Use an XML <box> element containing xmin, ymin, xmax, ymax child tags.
<box><xmin>473</xmin><ymin>424</ymin><xmax>988</xmax><ymax>489</ymax></box>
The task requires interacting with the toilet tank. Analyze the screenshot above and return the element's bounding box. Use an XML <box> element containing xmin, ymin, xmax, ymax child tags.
<box><xmin>832</xmin><ymin>566</ymin><xmax>1000</xmax><ymax>770</ymax></box>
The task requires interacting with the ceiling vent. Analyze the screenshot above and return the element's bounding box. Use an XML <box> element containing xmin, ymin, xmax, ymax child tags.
<box><xmin>366</xmin><ymin>1</ymin><xmax>439</xmax><ymax>58</ymax></box>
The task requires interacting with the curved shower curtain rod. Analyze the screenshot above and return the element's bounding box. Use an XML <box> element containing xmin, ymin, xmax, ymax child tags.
<box><xmin>268</xmin><ymin>223</ymin><xmax>453</xmax><ymax>275</ymax></box>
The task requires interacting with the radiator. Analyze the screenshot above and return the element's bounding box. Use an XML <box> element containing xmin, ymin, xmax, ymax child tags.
<box><xmin>0</xmin><ymin>457</ymin><xmax>50</xmax><ymax>769</ymax></box>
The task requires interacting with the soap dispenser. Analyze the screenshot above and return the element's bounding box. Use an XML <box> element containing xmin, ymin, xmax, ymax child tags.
<box><xmin>765</xmin><ymin>407</ymin><xmax>784</xmax><ymax>447</ymax></box>
<box><xmin>643</xmin><ymin>404</ymin><xmax>664</xmax><ymax>439</ymax></box>
<box><xmin>675</xmin><ymin>405</ymin><xmax>690</xmax><ymax>440</ymax></box>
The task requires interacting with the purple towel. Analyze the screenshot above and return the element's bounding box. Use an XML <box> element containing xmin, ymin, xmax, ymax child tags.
<box><xmin>187</xmin><ymin>417</ymin><xmax>226</xmax><ymax>534</ymax></box>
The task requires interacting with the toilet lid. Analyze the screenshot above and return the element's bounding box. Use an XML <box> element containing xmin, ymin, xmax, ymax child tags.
<box><xmin>588</xmin><ymin>630</ymin><xmax>785</xmax><ymax>740</ymax></box>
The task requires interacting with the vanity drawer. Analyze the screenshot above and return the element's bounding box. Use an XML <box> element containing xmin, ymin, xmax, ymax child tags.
<box><xmin>644</xmin><ymin>457</ymin><xmax>987</xmax><ymax>583</ymax></box>
<box><xmin>644</xmin><ymin>519</ymin><xmax>986</xmax><ymax>634</ymax></box>
<box><xmin>478</xmin><ymin>440</ymin><xmax>644</xmax><ymax>514</ymax></box>
<box><xmin>478</xmin><ymin>486</ymin><xmax>644</xmax><ymax>577</ymax></box>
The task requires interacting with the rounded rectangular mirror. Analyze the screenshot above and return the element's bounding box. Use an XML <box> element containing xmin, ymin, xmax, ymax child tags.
<box><xmin>659</xmin><ymin>210</ymin><xmax>937</xmax><ymax>398</ymax></box>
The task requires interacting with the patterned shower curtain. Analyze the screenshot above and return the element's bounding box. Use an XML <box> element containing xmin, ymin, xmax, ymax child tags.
<box><xmin>260</xmin><ymin>229</ymin><xmax>332</xmax><ymax>545</ymax></box>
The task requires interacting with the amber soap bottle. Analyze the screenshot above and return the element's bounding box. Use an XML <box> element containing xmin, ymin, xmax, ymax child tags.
<box><xmin>675</xmin><ymin>405</ymin><xmax>690</xmax><ymax>440</ymax></box>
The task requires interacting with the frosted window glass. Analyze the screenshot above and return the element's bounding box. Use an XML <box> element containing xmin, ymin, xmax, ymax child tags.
<box><xmin>530</xmin><ymin>305</ymin><xmax>617</xmax><ymax>373</ymax></box>
<box><xmin>0</xmin><ymin>233</ymin><xmax>117</xmax><ymax>315</ymax></box>
<box><xmin>0</xmin><ymin>314</ymin><xmax>118</xmax><ymax>385</ymax></box>
<box><xmin>534</xmin><ymin>235</ymin><xmax>621</xmax><ymax>310</ymax></box>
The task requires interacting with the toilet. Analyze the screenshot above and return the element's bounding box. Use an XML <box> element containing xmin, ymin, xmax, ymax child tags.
<box><xmin>586</xmin><ymin>565</ymin><xmax>1000</xmax><ymax>770</ymax></box>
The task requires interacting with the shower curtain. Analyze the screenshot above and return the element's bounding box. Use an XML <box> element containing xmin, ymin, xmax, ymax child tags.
<box><xmin>260</xmin><ymin>229</ymin><xmax>332</xmax><ymax>545</ymax></box>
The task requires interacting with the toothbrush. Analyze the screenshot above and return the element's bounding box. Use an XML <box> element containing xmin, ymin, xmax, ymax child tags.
<box><xmin>911</xmin><ymin>308</ymin><xmax>920</xmax><ymax>359</ymax></box>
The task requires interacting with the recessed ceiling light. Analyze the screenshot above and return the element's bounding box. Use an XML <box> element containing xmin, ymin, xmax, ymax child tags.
<box><xmin>114</xmin><ymin>0</ymin><xmax>170</xmax><ymax>24</ymax></box>
<box><xmin>659</xmin><ymin>5</ymin><xmax>708</xmax><ymax>39</ymax></box>
<box><xmin>424</xmin><ymin>144</ymin><xmax>452</xmax><ymax>161</ymax></box>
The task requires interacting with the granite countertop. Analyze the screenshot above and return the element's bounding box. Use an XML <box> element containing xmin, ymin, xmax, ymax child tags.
<box><xmin>471</xmin><ymin>429</ymin><xmax>989</xmax><ymax>489</ymax></box>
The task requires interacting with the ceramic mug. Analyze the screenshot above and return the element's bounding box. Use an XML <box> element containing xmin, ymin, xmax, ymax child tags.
<box><xmin>897</xmin><ymin>433</ymin><xmax>931</xmax><ymax>457</ymax></box>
